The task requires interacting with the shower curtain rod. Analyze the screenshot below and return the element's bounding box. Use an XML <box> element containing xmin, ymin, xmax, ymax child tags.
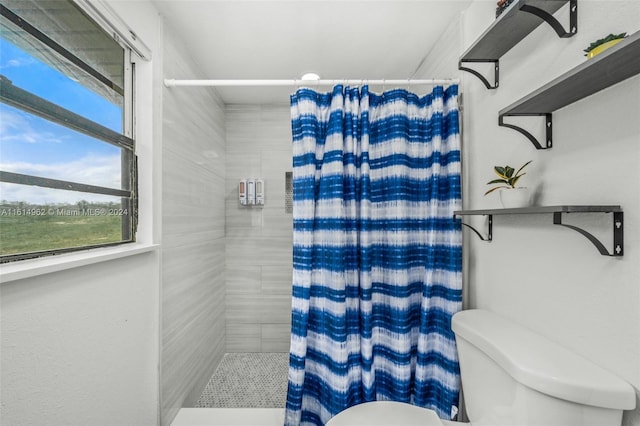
<box><xmin>163</xmin><ymin>78</ymin><xmax>459</xmax><ymax>87</ymax></box>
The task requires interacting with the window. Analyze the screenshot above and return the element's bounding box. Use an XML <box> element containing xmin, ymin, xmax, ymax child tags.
<box><xmin>0</xmin><ymin>0</ymin><xmax>137</xmax><ymax>262</ymax></box>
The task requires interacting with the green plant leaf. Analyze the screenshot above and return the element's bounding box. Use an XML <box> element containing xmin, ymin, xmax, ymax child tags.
<box><xmin>511</xmin><ymin>174</ymin><xmax>524</xmax><ymax>187</ymax></box>
<box><xmin>485</xmin><ymin>160</ymin><xmax>532</xmax><ymax>195</ymax></box>
<box><xmin>514</xmin><ymin>160</ymin><xmax>532</xmax><ymax>177</ymax></box>
<box><xmin>486</xmin><ymin>178</ymin><xmax>508</xmax><ymax>185</ymax></box>
<box><xmin>484</xmin><ymin>185</ymin><xmax>511</xmax><ymax>195</ymax></box>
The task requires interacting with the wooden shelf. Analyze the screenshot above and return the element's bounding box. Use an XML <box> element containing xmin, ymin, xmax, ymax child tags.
<box><xmin>499</xmin><ymin>31</ymin><xmax>640</xmax><ymax>148</ymax></box>
<box><xmin>459</xmin><ymin>0</ymin><xmax>576</xmax><ymax>89</ymax></box>
<box><xmin>501</xmin><ymin>31</ymin><xmax>640</xmax><ymax>114</ymax></box>
<box><xmin>454</xmin><ymin>205</ymin><xmax>623</xmax><ymax>256</ymax></box>
<box><xmin>454</xmin><ymin>205</ymin><xmax>621</xmax><ymax>216</ymax></box>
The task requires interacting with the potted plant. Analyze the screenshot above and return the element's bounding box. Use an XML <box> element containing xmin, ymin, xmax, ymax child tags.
<box><xmin>584</xmin><ymin>33</ymin><xmax>627</xmax><ymax>59</ymax></box>
<box><xmin>484</xmin><ymin>160</ymin><xmax>532</xmax><ymax>208</ymax></box>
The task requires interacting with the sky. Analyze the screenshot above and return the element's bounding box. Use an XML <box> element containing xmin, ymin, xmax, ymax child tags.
<box><xmin>0</xmin><ymin>38</ymin><xmax>123</xmax><ymax>204</ymax></box>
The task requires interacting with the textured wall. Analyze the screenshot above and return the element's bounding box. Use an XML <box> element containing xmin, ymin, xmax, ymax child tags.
<box><xmin>160</xmin><ymin>21</ymin><xmax>227</xmax><ymax>425</ymax></box>
<box><xmin>421</xmin><ymin>1</ymin><xmax>640</xmax><ymax>423</ymax></box>
<box><xmin>225</xmin><ymin>104</ymin><xmax>293</xmax><ymax>353</ymax></box>
<box><xmin>0</xmin><ymin>253</ymin><xmax>160</xmax><ymax>426</ymax></box>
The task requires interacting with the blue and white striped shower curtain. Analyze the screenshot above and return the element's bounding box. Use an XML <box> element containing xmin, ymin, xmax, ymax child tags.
<box><xmin>285</xmin><ymin>84</ymin><xmax>462</xmax><ymax>426</ymax></box>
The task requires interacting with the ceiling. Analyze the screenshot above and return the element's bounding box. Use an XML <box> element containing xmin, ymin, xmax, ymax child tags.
<box><xmin>152</xmin><ymin>0</ymin><xmax>473</xmax><ymax>104</ymax></box>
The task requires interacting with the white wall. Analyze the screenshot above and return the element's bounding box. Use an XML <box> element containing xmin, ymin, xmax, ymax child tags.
<box><xmin>0</xmin><ymin>1</ymin><xmax>162</xmax><ymax>425</ymax></box>
<box><xmin>225</xmin><ymin>105</ymin><xmax>293</xmax><ymax>353</ymax></box>
<box><xmin>422</xmin><ymin>1</ymin><xmax>640</xmax><ymax>424</ymax></box>
<box><xmin>1</xmin><ymin>253</ymin><xmax>160</xmax><ymax>426</ymax></box>
<box><xmin>159</xmin><ymin>17</ymin><xmax>227</xmax><ymax>426</ymax></box>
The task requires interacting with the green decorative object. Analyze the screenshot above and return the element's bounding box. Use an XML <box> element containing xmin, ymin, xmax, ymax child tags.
<box><xmin>484</xmin><ymin>160</ymin><xmax>532</xmax><ymax>195</ymax></box>
<box><xmin>584</xmin><ymin>33</ymin><xmax>627</xmax><ymax>57</ymax></box>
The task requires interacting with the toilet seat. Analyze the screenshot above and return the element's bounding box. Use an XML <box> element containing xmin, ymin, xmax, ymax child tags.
<box><xmin>326</xmin><ymin>401</ymin><xmax>445</xmax><ymax>426</ymax></box>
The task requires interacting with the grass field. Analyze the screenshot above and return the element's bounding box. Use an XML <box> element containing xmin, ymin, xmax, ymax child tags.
<box><xmin>0</xmin><ymin>204</ymin><xmax>125</xmax><ymax>256</ymax></box>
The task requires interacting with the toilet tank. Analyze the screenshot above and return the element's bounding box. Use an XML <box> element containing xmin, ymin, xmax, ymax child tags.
<box><xmin>451</xmin><ymin>310</ymin><xmax>636</xmax><ymax>426</ymax></box>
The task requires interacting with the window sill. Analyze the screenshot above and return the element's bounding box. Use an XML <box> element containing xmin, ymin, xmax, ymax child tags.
<box><xmin>0</xmin><ymin>242</ymin><xmax>159</xmax><ymax>284</ymax></box>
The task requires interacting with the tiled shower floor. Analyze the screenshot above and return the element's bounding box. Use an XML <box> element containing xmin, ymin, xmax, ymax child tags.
<box><xmin>195</xmin><ymin>352</ymin><xmax>290</xmax><ymax>408</ymax></box>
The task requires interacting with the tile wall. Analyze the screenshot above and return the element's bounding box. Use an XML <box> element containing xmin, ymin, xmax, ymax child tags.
<box><xmin>161</xmin><ymin>23</ymin><xmax>227</xmax><ymax>422</ymax></box>
<box><xmin>225</xmin><ymin>105</ymin><xmax>293</xmax><ymax>353</ymax></box>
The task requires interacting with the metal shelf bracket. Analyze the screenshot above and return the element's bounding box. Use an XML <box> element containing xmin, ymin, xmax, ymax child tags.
<box><xmin>458</xmin><ymin>60</ymin><xmax>499</xmax><ymax>89</ymax></box>
<box><xmin>454</xmin><ymin>206</ymin><xmax>624</xmax><ymax>256</ymax></box>
<box><xmin>553</xmin><ymin>211</ymin><xmax>624</xmax><ymax>256</ymax></box>
<box><xmin>458</xmin><ymin>0</ymin><xmax>577</xmax><ymax>88</ymax></box>
<box><xmin>499</xmin><ymin>113</ymin><xmax>553</xmax><ymax>149</ymax></box>
<box><xmin>519</xmin><ymin>0</ymin><xmax>578</xmax><ymax>39</ymax></box>
<box><xmin>456</xmin><ymin>214</ymin><xmax>493</xmax><ymax>242</ymax></box>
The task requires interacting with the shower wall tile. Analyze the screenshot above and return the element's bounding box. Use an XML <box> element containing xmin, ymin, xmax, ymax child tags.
<box><xmin>262</xmin><ymin>324</ymin><xmax>292</xmax><ymax>353</ymax></box>
<box><xmin>226</xmin><ymin>324</ymin><xmax>262</xmax><ymax>352</ymax></box>
<box><xmin>161</xmin><ymin>23</ymin><xmax>227</xmax><ymax>425</ymax></box>
<box><xmin>261</xmin><ymin>210</ymin><xmax>293</xmax><ymax>237</ymax></box>
<box><xmin>225</xmin><ymin>104</ymin><xmax>293</xmax><ymax>353</ymax></box>
<box><xmin>224</xmin><ymin>206</ymin><xmax>263</xmax><ymax>230</ymax></box>
<box><xmin>262</xmin><ymin>265</ymin><xmax>293</xmax><ymax>295</ymax></box>
<box><xmin>227</xmin><ymin>235</ymin><xmax>292</xmax><ymax>266</ymax></box>
<box><xmin>227</xmin><ymin>266</ymin><xmax>262</xmax><ymax>291</ymax></box>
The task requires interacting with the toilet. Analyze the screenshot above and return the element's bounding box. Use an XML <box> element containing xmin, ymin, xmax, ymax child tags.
<box><xmin>327</xmin><ymin>309</ymin><xmax>636</xmax><ymax>425</ymax></box>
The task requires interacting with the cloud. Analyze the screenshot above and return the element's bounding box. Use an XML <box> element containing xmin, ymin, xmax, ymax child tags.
<box><xmin>0</xmin><ymin>154</ymin><xmax>122</xmax><ymax>204</ymax></box>
<box><xmin>0</xmin><ymin>108</ymin><xmax>67</xmax><ymax>144</ymax></box>
<box><xmin>0</xmin><ymin>56</ymin><xmax>35</xmax><ymax>70</ymax></box>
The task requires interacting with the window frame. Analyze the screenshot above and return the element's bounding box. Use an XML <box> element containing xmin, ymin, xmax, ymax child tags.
<box><xmin>0</xmin><ymin>1</ymin><xmax>138</xmax><ymax>263</ymax></box>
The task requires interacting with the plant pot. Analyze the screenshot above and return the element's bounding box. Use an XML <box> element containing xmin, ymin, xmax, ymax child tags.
<box><xmin>586</xmin><ymin>38</ymin><xmax>624</xmax><ymax>59</ymax></box>
<box><xmin>499</xmin><ymin>187</ymin><xmax>532</xmax><ymax>208</ymax></box>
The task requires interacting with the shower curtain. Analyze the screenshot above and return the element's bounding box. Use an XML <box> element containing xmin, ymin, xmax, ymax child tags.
<box><xmin>285</xmin><ymin>84</ymin><xmax>462</xmax><ymax>426</ymax></box>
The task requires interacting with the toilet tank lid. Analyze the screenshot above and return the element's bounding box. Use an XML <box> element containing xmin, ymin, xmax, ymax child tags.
<box><xmin>452</xmin><ymin>309</ymin><xmax>636</xmax><ymax>410</ymax></box>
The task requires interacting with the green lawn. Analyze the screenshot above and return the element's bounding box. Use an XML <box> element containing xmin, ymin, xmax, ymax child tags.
<box><xmin>0</xmin><ymin>207</ymin><xmax>123</xmax><ymax>255</ymax></box>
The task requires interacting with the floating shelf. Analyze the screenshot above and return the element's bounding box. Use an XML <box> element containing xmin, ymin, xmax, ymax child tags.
<box><xmin>453</xmin><ymin>205</ymin><xmax>623</xmax><ymax>256</ymax></box>
<box><xmin>459</xmin><ymin>0</ymin><xmax>577</xmax><ymax>89</ymax></box>
<box><xmin>499</xmin><ymin>30</ymin><xmax>640</xmax><ymax>149</ymax></box>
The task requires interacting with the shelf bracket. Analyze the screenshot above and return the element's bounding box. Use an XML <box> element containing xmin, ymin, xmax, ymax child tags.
<box><xmin>456</xmin><ymin>214</ymin><xmax>493</xmax><ymax>242</ymax></box>
<box><xmin>519</xmin><ymin>0</ymin><xmax>578</xmax><ymax>39</ymax></box>
<box><xmin>458</xmin><ymin>59</ymin><xmax>499</xmax><ymax>89</ymax></box>
<box><xmin>553</xmin><ymin>211</ymin><xmax>624</xmax><ymax>256</ymax></box>
<box><xmin>499</xmin><ymin>113</ymin><xmax>552</xmax><ymax>149</ymax></box>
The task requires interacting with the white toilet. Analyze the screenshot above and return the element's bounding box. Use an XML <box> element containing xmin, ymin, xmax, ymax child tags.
<box><xmin>327</xmin><ymin>309</ymin><xmax>636</xmax><ymax>425</ymax></box>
